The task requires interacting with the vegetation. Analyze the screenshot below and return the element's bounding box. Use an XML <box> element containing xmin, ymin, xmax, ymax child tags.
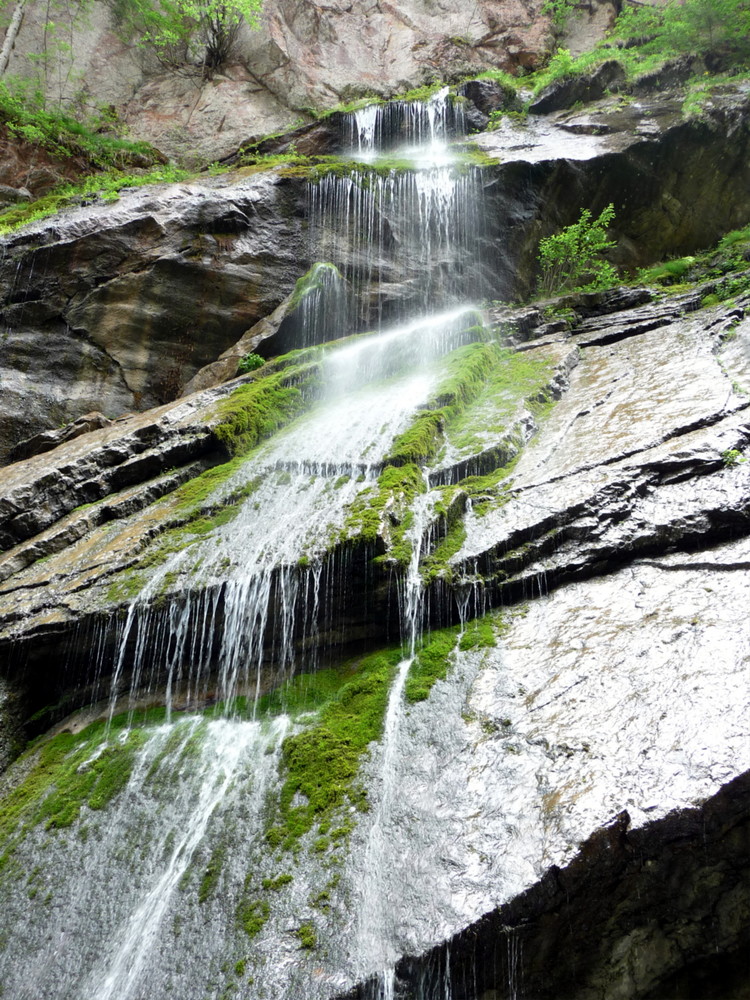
<box><xmin>722</xmin><ymin>448</ymin><xmax>746</xmax><ymax>467</ymax></box>
<box><xmin>0</xmin><ymin>80</ymin><xmax>159</xmax><ymax>168</ymax></box>
<box><xmin>614</xmin><ymin>0</ymin><xmax>750</xmax><ymax>61</ymax></box>
<box><xmin>542</xmin><ymin>0</ymin><xmax>578</xmax><ymax>30</ymax></box>
<box><xmin>296</xmin><ymin>922</ymin><xmax>317</xmax><ymax>949</ymax></box>
<box><xmin>404</xmin><ymin>618</ymin><xmax>498</xmax><ymax>703</ymax></box>
<box><xmin>0</xmin><ymin>163</ymin><xmax>187</xmax><ymax>235</ymax></box>
<box><xmin>108</xmin><ymin>0</ymin><xmax>263</xmax><ymax>75</ymax></box>
<box><xmin>264</xmin><ymin>648</ymin><xmax>402</xmax><ymax>852</ymax></box>
<box><xmin>238</xmin><ymin>897</ymin><xmax>270</xmax><ymax>938</ymax></box>
<box><xmin>211</xmin><ymin>363</ymin><xmax>321</xmax><ymax>455</ymax></box>
<box><xmin>636</xmin><ymin>224</ymin><xmax>750</xmax><ymax>301</ymax></box>
<box><xmin>236</xmin><ymin>352</ymin><xmax>265</xmax><ymax>375</ymax></box>
<box><xmin>0</xmin><ymin>711</ymin><xmax>160</xmax><ymax>871</ymax></box>
<box><xmin>537</xmin><ymin>204</ymin><xmax>617</xmax><ymax>296</ymax></box>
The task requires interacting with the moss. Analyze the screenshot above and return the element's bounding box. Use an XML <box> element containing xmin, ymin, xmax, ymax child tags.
<box><xmin>261</xmin><ymin>872</ymin><xmax>293</xmax><ymax>891</ymax></box>
<box><xmin>238</xmin><ymin>898</ymin><xmax>270</xmax><ymax>938</ymax></box>
<box><xmin>264</xmin><ymin>647</ymin><xmax>402</xmax><ymax>852</ymax></box>
<box><xmin>458</xmin><ymin>618</ymin><xmax>497</xmax><ymax>651</ymax></box>
<box><xmin>0</xmin><ymin>713</ymin><xmax>148</xmax><ymax>863</ymax></box>
<box><xmin>0</xmin><ymin>163</ymin><xmax>187</xmax><ymax>236</ymax></box>
<box><xmin>445</xmin><ymin>347</ymin><xmax>558</xmax><ymax>459</ymax></box>
<box><xmin>198</xmin><ymin>845</ymin><xmax>226</xmax><ymax>903</ymax></box>
<box><xmin>211</xmin><ymin>364</ymin><xmax>322</xmax><ymax>457</ymax></box>
<box><xmin>288</xmin><ymin>262</ymin><xmax>344</xmax><ymax>310</ymax></box>
<box><xmin>385</xmin><ymin>341</ymin><xmax>500</xmax><ymax>467</ymax></box>
<box><xmin>404</xmin><ymin>627</ymin><xmax>460</xmax><ymax>703</ymax></box>
<box><xmin>296</xmin><ymin>922</ymin><xmax>317</xmax><ymax>950</ymax></box>
<box><xmin>421</xmin><ymin>515</ymin><xmax>467</xmax><ymax>584</ymax></box>
<box><xmin>106</xmin><ymin>571</ymin><xmax>147</xmax><ymax>604</ymax></box>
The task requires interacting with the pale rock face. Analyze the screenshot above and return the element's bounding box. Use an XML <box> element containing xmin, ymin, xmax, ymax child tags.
<box><xmin>252</xmin><ymin>0</ymin><xmax>553</xmax><ymax>109</ymax></box>
<box><xmin>0</xmin><ymin>0</ymin><xmax>571</xmax><ymax>163</ymax></box>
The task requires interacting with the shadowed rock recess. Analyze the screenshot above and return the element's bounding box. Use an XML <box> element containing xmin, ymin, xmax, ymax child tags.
<box><xmin>1</xmin><ymin>76</ymin><xmax>750</xmax><ymax>1000</ymax></box>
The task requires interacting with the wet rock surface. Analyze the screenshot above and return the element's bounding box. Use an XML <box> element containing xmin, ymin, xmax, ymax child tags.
<box><xmin>4</xmin><ymin>86</ymin><xmax>750</xmax><ymax>457</ymax></box>
<box><xmin>1</xmin><ymin>68</ymin><xmax>750</xmax><ymax>998</ymax></box>
<box><xmin>2</xmin><ymin>286</ymin><xmax>749</xmax><ymax>744</ymax></box>
<box><xmin>346</xmin><ymin>768</ymin><xmax>750</xmax><ymax>999</ymax></box>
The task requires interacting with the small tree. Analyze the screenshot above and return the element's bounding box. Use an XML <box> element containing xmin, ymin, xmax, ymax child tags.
<box><xmin>537</xmin><ymin>203</ymin><xmax>617</xmax><ymax>296</ymax></box>
<box><xmin>111</xmin><ymin>0</ymin><xmax>263</xmax><ymax>76</ymax></box>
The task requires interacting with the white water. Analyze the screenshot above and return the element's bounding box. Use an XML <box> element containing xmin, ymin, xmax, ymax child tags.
<box><xmin>87</xmin><ymin>718</ymin><xmax>287</xmax><ymax>1000</ymax></box>
<box><xmin>354</xmin><ymin>486</ymin><xmax>436</xmax><ymax>987</ymax></box>
<box><xmin>109</xmin><ymin>305</ymin><xmax>482</xmax><ymax>717</ymax></box>
<box><xmin>310</xmin><ymin>89</ymin><xmax>492</xmax><ymax>323</ymax></box>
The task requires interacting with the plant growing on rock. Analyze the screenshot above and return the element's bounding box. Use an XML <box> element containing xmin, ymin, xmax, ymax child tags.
<box><xmin>108</xmin><ymin>0</ymin><xmax>263</xmax><ymax>76</ymax></box>
<box><xmin>237</xmin><ymin>352</ymin><xmax>264</xmax><ymax>374</ymax></box>
<box><xmin>614</xmin><ymin>0</ymin><xmax>750</xmax><ymax>60</ymax></box>
<box><xmin>537</xmin><ymin>204</ymin><xmax>617</xmax><ymax>296</ymax></box>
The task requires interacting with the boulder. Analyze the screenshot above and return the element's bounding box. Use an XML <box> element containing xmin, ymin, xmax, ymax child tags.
<box><xmin>529</xmin><ymin>59</ymin><xmax>627</xmax><ymax>114</ymax></box>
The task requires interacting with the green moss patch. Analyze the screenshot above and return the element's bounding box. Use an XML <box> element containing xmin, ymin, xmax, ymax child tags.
<box><xmin>238</xmin><ymin>898</ymin><xmax>270</xmax><ymax>938</ymax></box>
<box><xmin>405</xmin><ymin>615</ymin><xmax>500</xmax><ymax>703</ymax></box>
<box><xmin>296</xmin><ymin>922</ymin><xmax>317</xmax><ymax>949</ymax></box>
<box><xmin>444</xmin><ymin>346</ymin><xmax>558</xmax><ymax>460</ymax></box>
<box><xmin>198</xmin><ymin>845</ymin><xmax>226</xmax><ymax>903</ymax></box>
<box><xmin>404</xmin><ymin>628</ymin><xmax>460</xmax><ymax>703</ymax></box>
<box><xmin>0</xmin><ymin>713</ymin><xmax>155</xmax><ymax>871</ymax></box>
<box><xmin>265</xmin><ymin>648</ymin><xmax>402</xmax><ymax>852</ymax></box>
<box><xmin>212</xmin><ymin>364</ymin><xmax>322</xmax><ymax>457</ymax></box>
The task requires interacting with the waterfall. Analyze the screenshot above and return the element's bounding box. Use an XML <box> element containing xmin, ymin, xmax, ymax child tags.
<box><xmin>309</xmin><ymin>89</ymin><xmax>494</xmax><ymax>324</ymax></box>
<box><xmin>0</xmin><ymin>88</ymin><xmax>500</xmax><ymax>1000</ymax></box>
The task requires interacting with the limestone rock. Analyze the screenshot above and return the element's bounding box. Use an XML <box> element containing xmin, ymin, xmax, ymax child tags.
<box><xmin>7</xmin><ymin>411</ymin><xmax>115</xmax><ymax>464</ymax></box>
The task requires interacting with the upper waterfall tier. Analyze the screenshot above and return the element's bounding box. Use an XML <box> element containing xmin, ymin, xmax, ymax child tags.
<box><xmin>309</xmin><ymin>91</ymin><xmax>496</xmax><ymax>324</ymax></box>
<box><xmin>346</xmin><ymin>88</ymin><xmax>466</xmax><ymax>159</ymax></box>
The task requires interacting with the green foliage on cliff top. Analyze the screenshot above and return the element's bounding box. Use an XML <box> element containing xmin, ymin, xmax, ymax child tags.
<box><xmin>109</xmin><ymin>0</ymin><xmax>263</xmax><ymax>76</ymax></box>
<box><xmin>0</xmin><ymin>78</ymin><xmax>160</xmax><ymax>169</ymax></box>
<box><xmin>614</xmin><ymin>0</ymin><xmax>750</xmax><ymax>60</ymax></box>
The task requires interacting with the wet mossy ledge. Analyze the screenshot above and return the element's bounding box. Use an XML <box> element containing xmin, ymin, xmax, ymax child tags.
<box><xmin>344</xmin><ymin>337</ymin><xmax>562</xmax><ymax>572</ymax></box>
<box><xmin>0</xmin><ymin>621</ymin><xmax>498</xmax><ymax>957</ymax></box>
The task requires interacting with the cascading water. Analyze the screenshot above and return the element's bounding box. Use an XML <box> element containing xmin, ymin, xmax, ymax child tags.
<box><xmin>309</xmin><ymin>88</ymin><xmax>496</xmax><ymax>324</ymax></box>
<box><xmin>0</xmin><ymin>88</ymin><xmax>503</xmax><ymax>1000</ymax></box>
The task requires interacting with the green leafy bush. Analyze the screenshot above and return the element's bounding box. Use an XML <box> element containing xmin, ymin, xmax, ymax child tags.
<box><xmin>109</xmin><ymin>0</ymin><xmax>263</xmax><ymax>75</ymax></box>
<box><xmin>537</xmin><ymin>204</ymin><xmax>618</xmax><ymax>296</ymax></box>
<box><xmin>237</xmin><ymin>353</ymin><xmax>265</xmax><ymax>375</ymax></box>
<box><xmin>542</xmin><ymin>0</ymin><xmax>578</xmax><ymax>28</ymax></box>
<box><xmin>614</xmin><ymin>0</ymin><xmax>750</xmax><ymax>59</ymax></box>
<box><xmin>0</xmin><ymin>80</ymin><xmax>159</xmax><ymax>170</ymax></box>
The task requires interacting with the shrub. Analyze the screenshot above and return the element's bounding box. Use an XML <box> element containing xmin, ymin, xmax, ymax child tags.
<box><xmin>614</xmin><ymin>0</ymin><xmax>750</xmax><ymax>60</ymax></box>
<box><xmin>237</xmin><ymin>353</ymin><xmax>265</xmax><ymax>374</ymax></box>
<box><xmin>537</xmin><ymin>204</ymin><xmax>617</xmax><ymax>296</ymax></box>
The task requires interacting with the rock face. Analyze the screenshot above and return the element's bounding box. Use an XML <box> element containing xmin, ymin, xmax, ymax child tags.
<box><xmin>250</xmin><ymin>0</ymin><xmax>553</xmax><ymax>110</ymax></box>
<box><xmin>3</xmin><ymin>85</ymin><xmax>750</xmax><ymax>460</ymax></box>
<box><xmin>0</xmin><ymin>169</ymin><xmax>308</xmax><ymax>462</ymax></box>
<box><xmin>0</xmin><ymin>0</ymin><xmax>574</xmax><ymax>163</ymax></box>
<box><xmin>2</xmin><ymin>63</ymin><xmax>750</xmax><ymax>1000</ymax></box>
<box><xmin>348</xmin><ymin>770</ymin><xmax>750</xmax><ymax>999</ymax></box>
